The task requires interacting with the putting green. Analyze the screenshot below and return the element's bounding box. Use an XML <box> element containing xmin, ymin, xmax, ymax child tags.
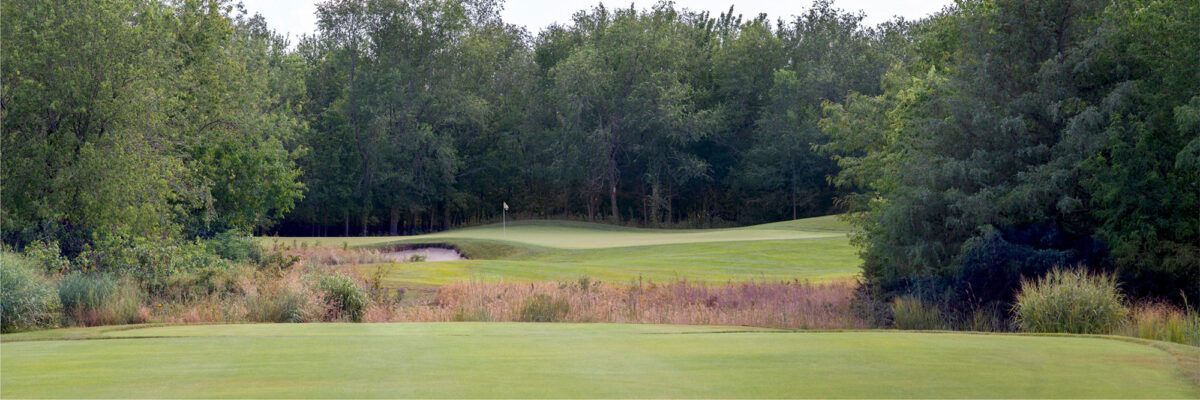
<box><xmin>3</xmin><ymin>323</ymin><xmax>1197</xmax><ymax>398</ymax></box>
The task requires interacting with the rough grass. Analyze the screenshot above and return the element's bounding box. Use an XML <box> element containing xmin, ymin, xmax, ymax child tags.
<box><xmin>365</xmin><ymin>280</ymin><xmax>865</xmax><ymax>329</ymax></box>
<box><xmin>2</xmin><ymin>323</ymin><xmax>1197</xmax><ymax>398</ymax></box>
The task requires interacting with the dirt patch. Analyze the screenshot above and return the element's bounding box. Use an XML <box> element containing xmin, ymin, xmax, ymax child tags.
<box><xmin>383</xmin><ymin>246</ymin><xmax>465</xmax><ymax>262</ymax></box>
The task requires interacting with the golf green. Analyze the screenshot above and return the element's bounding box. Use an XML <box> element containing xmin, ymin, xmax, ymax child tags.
<box><xmin>3</xmin><ymin>323</ymin><xmax>1197</xmax><ymax>398</ymax></box>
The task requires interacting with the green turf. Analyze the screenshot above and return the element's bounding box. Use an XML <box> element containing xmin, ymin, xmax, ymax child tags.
<box><xmin>265</xmin><ymin>215</ymin><xmax>850</xmax><ymax>249</ymax></box>
<box><xmin>2</xmin><ymin>323</ymin><xmax>1197</xmax><ymax>398</ymax></box>
<box><xmin>358</xmin><ymin>237</ymin><xmax>860</xmax><ymax>286</ymax></box>
<box><xmin>271</xmin><ymin>216</ymin><xmax>864</xmax><ymax>286</ymax></box>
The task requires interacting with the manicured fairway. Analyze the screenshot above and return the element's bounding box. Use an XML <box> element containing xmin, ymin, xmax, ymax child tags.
<box><xmin>268</xmin><ymin>215</ymin><xmax>849</xmax><ymax>249</ymax></box>
<box><xmin>360</xmin><ymin>238</ymin><xmax>858</xmax><ymax>285</ymax></box>
<box><xmin>273</xmin><ymin>216</ymin><xmax>864</xmax><ymax>285</ymax></box>
<box><xmin>3</xmin><ymin>323</ymin><xmax>1197</xmax><ymax>398</ymax></box>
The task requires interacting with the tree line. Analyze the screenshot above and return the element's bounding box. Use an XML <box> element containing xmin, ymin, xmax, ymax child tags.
<box><xmin>284</xmin><ymin>0</ymin><xmax>897</xmax><ymax>236</ymax></box>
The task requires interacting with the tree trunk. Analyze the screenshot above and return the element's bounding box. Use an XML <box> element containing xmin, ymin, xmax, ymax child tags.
<box><xmin>344</xmin><ymin>213</ymin><xmax>350</xmax><ymax>237</ymax></box>
<box><xmin>361</xmin><ymin>210</ymin><xmax>369</xmax><ymax>237</ymax></box>
<box><xmin>610</xmin><ymin>183</ymin><xmax>618</xmax><ymax>220</ymax></box>
<box><xmin>389</xmin><ymin>207</ymin><xmax>400</xmax><ymax>235</ymax></box>
<box><xmin>792</xmin><ymin>190</ymin><xmax>797</xmax><ymax>220</ymax></box>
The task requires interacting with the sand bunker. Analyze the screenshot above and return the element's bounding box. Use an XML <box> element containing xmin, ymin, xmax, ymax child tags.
<box><xmin>384</xmin><ymin>247</ymin><xmax>465</xmax><ymax>262</ymax></box>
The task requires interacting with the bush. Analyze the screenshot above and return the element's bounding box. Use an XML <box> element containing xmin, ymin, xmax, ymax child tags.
<box><xmin>518</xmin><ymin>294</ymin><xmax>570</xmax><ymax>322</ymax></box>
<box><xmin>312</xmin><ymin>274</ymin><xmax>369</xmax><ymax>322</ymax></box>
<box><xmin>24</xmin><ymin>240</ymin><xmax>71</xmax><ymax>273</ymax></box>
<box><xmin>203</xmin><ymin>230</ymin><xmax>262</xmax><ymax>263</ymax></box>
<box><xmin>1014</xmin><ymin>268</ymin><xmax>1127</xmax><ymax>334</ymax></box>
<box><xmin>58</xmin><ymin>273</ymin><xmax>146</xmax><ymax>326</ymax></box>
<box><xmin>889</xmin><ymin>296</ymin><xmax>949</xmax><ymax>330</ymax></box>
<box><xmin>77</xmin><ymin>236</ymin><xmax>229</xmax><ymax>287</ymax></box>
<box><xmin>157</xmin><ymin>265</ymin><xmax>248</xmax><ymax>301</ymax></box>
<box><xmin>1</xmin><ymin>253</ymin><xmax>62</xmax><ymax>332</ymax></box>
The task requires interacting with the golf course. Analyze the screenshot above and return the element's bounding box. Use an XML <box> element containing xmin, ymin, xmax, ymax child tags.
<box><xmin>3</xmin><ymin>323</ymin><xmax>1198</xmax><ymax>398</ymax></box>
<box><xmin>5</xmin><ymin>0</ymin><xmax>1199</xmax><ymax>397</ymax></box>
<box><xmin>5</xmin><ymin>217</ymin><xmax>1199</xmax><ymax>398</ymax></box>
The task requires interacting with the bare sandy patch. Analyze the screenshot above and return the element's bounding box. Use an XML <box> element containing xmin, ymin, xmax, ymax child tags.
<box><xmin>383</xmin><ymin>247</ymin><xmax>465</xmax><ymax>262</ymax></box>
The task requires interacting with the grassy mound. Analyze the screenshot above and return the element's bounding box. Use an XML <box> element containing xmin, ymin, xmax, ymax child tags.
<box><xmin>268</xmin><ymin>216</ymin><xmax>862</xmax><ymax>286</ymax></box>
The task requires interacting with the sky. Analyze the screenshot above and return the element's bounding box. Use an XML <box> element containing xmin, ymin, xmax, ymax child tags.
<box><xmin>241</xmin><ymin>0</ymin><xmax>954</xmax><ymax>44</ymax></box>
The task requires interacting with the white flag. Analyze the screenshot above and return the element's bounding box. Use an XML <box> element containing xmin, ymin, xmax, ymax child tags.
<box><xmin>503</xmin><ymin>202</ymin><xmax>509</xmax><ymax>211</ymax></box>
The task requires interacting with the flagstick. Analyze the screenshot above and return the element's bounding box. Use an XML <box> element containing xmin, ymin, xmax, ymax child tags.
<box><xmin>503</xmin><ymin>204</ymin><xmax>506</xmax><ymax>235</ymax></box>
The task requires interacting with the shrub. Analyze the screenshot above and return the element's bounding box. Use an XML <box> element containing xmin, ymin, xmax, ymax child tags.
<box><xmin>1014</xmin><ymin>268</ymin><xmax>1127</xmax><ymax>334</ymax></box>
<box><xmin>518</xmin><ymin>294</ymin><xmax>570</xmax><ymax>322</ymax></box>
<box><xmin>312</xmin><ymin>273</ymin><xmax>369</xmax><ymax>322</ymax></box>
<box><xmin>245</xmin><ymin>285</ymin><xmax>314</xmax><ymax>323</ymax></box>
<box><xmin>889</xmin><ymin>296</ymin><xmax>949</xmax><ymax>330</ymax></box>
<box><xmin>157</xmin><ymin>265</ymin><xmax>248</xmax><ymax>301</ymax></box>
<box><xmin>24</xmin><ymin>240</ymin><xmax>71</xmax><ymax>273</ymax></box>
<box><xmin>1</xmin><ymin>253</ymin><xmax>62</xmax><ymax>332</ymax></box>
<box><xmin>58</xmin><ymin>273</ymin><xmax>146</xmax><ymax>326</ymax></box>
<box><xmin>202</xmin><ymin>230</ymin><xmax>262</xmax><ymax>263</ymax></box>
<box><xmin>1116</xmin><ymin>302</ymin><xmax>1199</xmax><ymax>346</ymax></box>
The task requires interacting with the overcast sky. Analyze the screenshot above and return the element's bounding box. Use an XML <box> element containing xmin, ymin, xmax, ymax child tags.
<box><xmin>241</xmin><ymin>0</ymin><xmax>953</xmax><ymax>43</ymax></box>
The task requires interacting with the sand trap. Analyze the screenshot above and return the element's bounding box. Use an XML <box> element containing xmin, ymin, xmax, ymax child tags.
<box><xmin>384</xmin><ymin>247</ymin><xmax>465</xmax><ymax>262</ymax></box>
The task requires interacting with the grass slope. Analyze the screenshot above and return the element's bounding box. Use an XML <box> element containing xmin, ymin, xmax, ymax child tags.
<box><xmin>267</xmin><ymin>215</ymin><xmax>849</xmax><ymax>249</ymax></box>
<box><xmin>274</xmin><ymin>215</ymin><xmax>863</xmax><ymax>285</ymax></box>
<box><xmin>360</xmin><ymin>238</ymin><xmax>858</xmax><ymax>286</ymax></box>
<box><xmin>3</xmin><ymin>323</ymin><xmax>1197</xmax><ymax>398</ymax></box>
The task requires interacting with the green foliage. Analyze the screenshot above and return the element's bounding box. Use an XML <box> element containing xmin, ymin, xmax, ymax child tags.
<box><xmin>820</xmin><ymin>0</ymin><xmax>1200</xmax><ymax>308</ymax></box>
<box><xmin>22</xmin><ymin>241</ymin><xmax>70</xmax><ymax>274</ymax></box>
<box><xmin>517</xmin><ymin>294</ymin><xmax>570</xmax><ymax>322</ymax></box>
<box><xmin>1</xmin><ymin>0</ymin><xmax>303</xmax><ymax>255</ymax></box>
<box><xmin>57</xmin><ymin>273</ymin><xmax>146</xmax><ymax>326</ymax></box>
<box><xmin>888</xmin><ymin>296</ymin><xmax>948</xmax><ymax>330</ymax></box>
<box><xmin>1015</xmin><ymin>268</ymin><xmax>1127</xmax><ymax>334</ymax></box>
<box><xmin>203</xmin><ymin>230</ymin><xmax>262</xmax><ymax>263</ymax></box>
<box><xmin>311</xmin><ymin>273</ymin><xmax>369</xmax><ymax>322</ymax></box>
<box><xmin>0</xmin><ymin>253</ymin><xmax>62</xmax><ymax>332</ymax></box>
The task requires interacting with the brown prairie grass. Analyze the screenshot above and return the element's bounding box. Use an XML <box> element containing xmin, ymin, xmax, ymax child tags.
<box><xmin>365</xmin><ymin>278</ymin><xmax>866</xmax><ymax>329</ymax></box>
<box><xmin>1116</xmin><ymin>301</ymin><xmax>1200</xmax><ymax>346</ymax></box>
<box><xmin>283</xmin><ymin>246</ymin><xmax>394</xmax><ymax>267</ymax></box>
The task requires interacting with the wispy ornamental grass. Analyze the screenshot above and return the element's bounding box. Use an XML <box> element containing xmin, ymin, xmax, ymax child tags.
<box><xmin>889</xmin><ymin>296</ymin><xmax>949</xmax><ymax>330</ymax></box>
<box><xmin>367</xmin><ymin>279</ymin><xmax>866</xmax><ymax>329</ymax></box>
<box><xmin>1015</xmin><ymin>268</ymin><xmax>1127</xmax><ymax>334</ymax></box>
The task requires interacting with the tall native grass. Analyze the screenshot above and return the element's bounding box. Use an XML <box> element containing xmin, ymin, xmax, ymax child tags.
<box><xmin>1116</xmin><ymin>301</ymin><xmax>1200</xmax><ymax>346</ymax></box>
<box><xmin>57</xmin><ymin>273</ymin><xmax>148</xmax><ymax>326</ymax></box>
<box><xmin>1014</xmin><ymin>268</ymin><xmax>1127</xmax><ymax>334</ymax></box>
<box><xmin>369</xmin><ymin>279</ymin><xmax>865</xmax><ymax>329</ymax></box>
<box><xmin>0</xmin><ymin>252</ymin><xmax>62</xmax><ymax>332</ymax></box>
<box><xmin>889</xmin><ymin>296</ymin><xmax>950</xmax><ymax>330</ymax></box>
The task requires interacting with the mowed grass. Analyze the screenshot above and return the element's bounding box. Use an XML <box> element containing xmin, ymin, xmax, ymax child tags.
<box><xmin>360</xmin><ymin>238</ymin><xmax>858</xmax><ymax>286</ymax></box>
<box><xmin>3</xmin><ymin>323</ymin><xmax>1197</xmax><ymax>398</ymax></box>
<box><xmin>270</xmin><ymin>215</ymin><xmax>863</xmax><ymax>286</ymax></box>
<box><xmin>265</xmin><ymin>215</ymin><xmax>849</xmax><ymax>249</ymax></box>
